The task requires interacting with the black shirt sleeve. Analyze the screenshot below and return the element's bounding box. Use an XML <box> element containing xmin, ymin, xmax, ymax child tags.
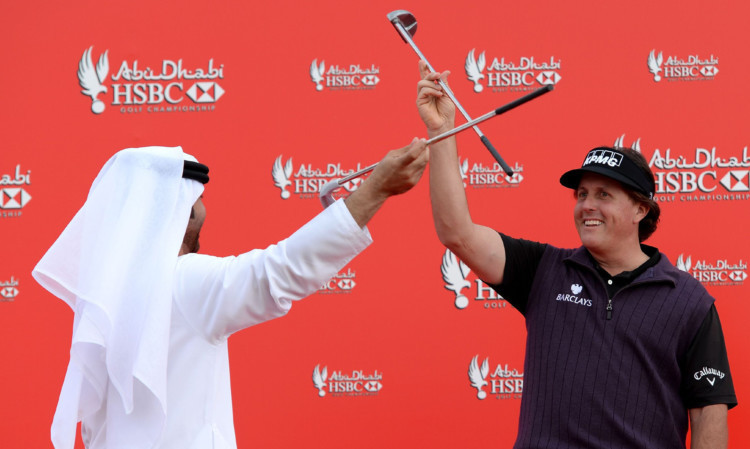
<box><xmin>680</xmin><ymin>304</ymin><xmax>738</xmax><ymax>410</ymax></box>
<box><xmin>487</xmin><ymin>233</ymin><xmax>547</xmax><ymax>315</ymax></box>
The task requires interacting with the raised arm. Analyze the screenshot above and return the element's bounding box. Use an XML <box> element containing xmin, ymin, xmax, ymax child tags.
<box><xmin>344</xmin><ymin>137</ymin><xmax>429</xmax><ymax>228</ymax></box>
<box><xmin>417</xmin><ymin>61</ymin><xmax>506</xmax><ymax>285</ymax></box>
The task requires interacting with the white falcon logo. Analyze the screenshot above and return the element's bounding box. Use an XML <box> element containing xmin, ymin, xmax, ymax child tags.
<box><xmin>458</xmin><ymin>157</ymin><xmax>469</xmax><ymax>187</ymax></box>
<box><xmin>465</xmin><ymin>49</ymin><xmax>486</xmax><ymax>93</ymax></box>
<box><xmin>441</xmin><ymin>249</ymin><xmax>472</xmax><ymax>309</ymax></box>
<box><xmin>468</xmin><ymin>355</ymin><xmax>490</xmax><ymax>400</ymax></box>
<box><xmin>78</xmin><ymin>46</ymin><xmax>109</xmax><ymax>114</ymax></box>
<box><xmin>312</xmin><ymin>364</ymin><xmax>328</xmax><ymax>397</ymax></box>
<box><xmin>676</xmin><ymin>254</ymin><xmax>692</xmax><ymax>272</ymax></box>
<box><xmin>647</xmin><ymin>50</ymin><xmax>663</xmax><ymax>82</ymax></box>
<box><xmin>272</xmin><ymin>156</ymin><xmax>293</xmax><ymax>199</ymax></box>
<box><xmin>310</xmin><ymin>59</ymin><xmax>325</xmax><ymax>91</ymax></box>
<box><xmin>614</xmin><ymin>134</ymin><xmax>642</xmax><ymax>152</ymax></box>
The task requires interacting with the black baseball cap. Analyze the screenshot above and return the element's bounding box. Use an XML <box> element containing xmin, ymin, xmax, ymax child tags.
<box><xmin>560</xmin><ymin>147</ymin><xmax>654</xmax><ymax>198</ymax></box>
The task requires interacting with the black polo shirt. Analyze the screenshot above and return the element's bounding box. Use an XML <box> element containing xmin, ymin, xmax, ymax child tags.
<box><xmin>494</xmin><ymin>233</ymin><xmax>737</xmax><ymax>410</ymax></box>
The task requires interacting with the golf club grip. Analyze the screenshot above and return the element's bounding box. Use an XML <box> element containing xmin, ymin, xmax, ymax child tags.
<box><xmin>494</xmin><ymin>85</ymin><xmax>554</xmax><ymax>116</ymax></box>
<box><xmin>480</xmin><ymin>136</ymin><xmax>514</xmax><ymax>176</ymax></box>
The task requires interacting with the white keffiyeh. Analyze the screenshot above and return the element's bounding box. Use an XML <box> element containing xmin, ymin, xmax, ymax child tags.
<box><xmin>33</xmin><ymin>146</ymin><xmax>204</xmax><ymax>448</ymax></box>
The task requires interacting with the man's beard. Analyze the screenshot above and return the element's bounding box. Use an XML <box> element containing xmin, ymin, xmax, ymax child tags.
<box><xmin>183</xmin><ymin>231</ymin><xmax>201</xmax><ymax>254</ymax></box>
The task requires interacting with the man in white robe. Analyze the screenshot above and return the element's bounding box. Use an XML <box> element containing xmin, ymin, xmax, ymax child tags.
<box><xmin>33</xmin><ymin>140</ymin><xmax>428</xmax><ymax>448</ymax></box>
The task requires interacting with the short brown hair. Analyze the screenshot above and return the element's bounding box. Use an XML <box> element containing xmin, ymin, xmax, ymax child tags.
<box><xmin>620</xmin><ymin>147</ymin><xmax>660</xmax><ymax>241</ymax></box>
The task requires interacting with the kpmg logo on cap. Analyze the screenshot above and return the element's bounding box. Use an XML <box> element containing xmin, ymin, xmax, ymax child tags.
<box><xmin>1</xmin><ymin>165</ymin><xmax>32</xmax><ymax>217</ymax></box>
<box><xmin>468</xmin><ymin>355</ymin><xmax>523</xmax><ymax>400</ymax></box>
<box><xmin>312</xmin><ymin>364</ymin><xmax>383</xmax><ymax>397</ymax></box>
<box><xmin>78</xmin><ymin>46</ymin><xmax>225</xmax><ymax>114</ymax></box>
<box><xmin>647</xmin><ymin>49</ymin><xmax>719</xmax><ymax>83</ymax></box>
<box><xmin>309</xmin><ymin>59</ymin><xmax>380</xmax><ymax>91</ymax></box>
<box><xmin>458</xmin><ymin>157</ymin><xmax>524</xmax><ymax>189</ymax></box>
<box><xmin>272</xmin><ymin>155</ymin><xmax>365</xmax><ymax>201</ymax></box>
<box><xmin>441</xmin><ymin>249</ymin><xmax>509</xmax><ymax>310</ymax></box>
<box><xmin>465</xmin><ymin>50</ymin><xmax>561</xmax><ymax>94</ymax></box>
<box><xmin>583</xmin><ymin>149</ymin><xmax>623</xmax><ymax>168</ymax></box>
<box><xmin>0</xmin><ymin>277</ymin><xmax>19</xmax><ymax>302</ymax></box>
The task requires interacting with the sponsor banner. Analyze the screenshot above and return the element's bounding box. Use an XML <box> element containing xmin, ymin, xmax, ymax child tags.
<box><xmin>309</xmin><ymin>59</ymin><xmax>380</xmax><ymax>91</ymax></box>
<box><xmin>440</xmin><ymin>249</ymin><xmax>510</xmax><ymax>310</ymax></box>
<box><xmin>78</xmin><ymin>46</ymin><xmax>225</xmax><ymax>114</ymax></box>
<box><xmin>317</xmin><ymin>268</ymin><xmax>358</xmax><ymax>295</ymax></box>
<box><xmin>1</xmin><ymin>165</ymin><xmax>32</xmax><ymax>216</ymax></box>
<box><xmin>312</xmin><ymin>365</ymin><xmax>383</xmax><ymax>397</ymax></box>
<box><xmin>272</xmin><ymin>156</ymin><xmax>366</xmax><ymax>201</ymax></box>
<box><xmin>0</xmin><ymin>277</ymin><xmax>19</xmax><ymax>302</ymax></box>
<box><xmin>468</xmin><ymin>355</ymin><xmax>523</xmax><ymax>400</ymax></box>
<box><xmin>464</xmin><ymin>50</ymin><xmax>562</xmax><ymax>94</ymax></box>
<box><xmin>676</xmin><ymin>254</ymin><xmax>747</xmax><ymax>286</ymax></box>
<box><xmin>615</xmin><ymin>135</ymin><xmax>750</xmax><ymax>204</ymax></box>
<box><xmin>647</xmin><ymin>50</ymin><xmax>719</xmax><ymax>83</ymax></box>
<box><xmin>460</xmin><ymin>158</ymin><xmax>524</xmax><ymax>189</ymax></box>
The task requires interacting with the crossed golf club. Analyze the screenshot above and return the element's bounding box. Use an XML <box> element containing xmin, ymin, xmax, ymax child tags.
<box><xmin>319</xmin><ymin>10</ymin><xmax>553</xmax><ymax>208</ymax></box>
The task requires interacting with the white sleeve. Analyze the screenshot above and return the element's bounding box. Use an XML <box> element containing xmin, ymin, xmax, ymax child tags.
<box><xmin>172</xmin><ymin>199</ymin><xmax>372</xmax><ymax>343</ymax></box>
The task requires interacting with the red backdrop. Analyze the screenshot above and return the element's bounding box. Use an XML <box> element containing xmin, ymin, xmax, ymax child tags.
<box><xmin>1</xmin><ymin>0</ymin><xmax>747</xmax><ymax>447</ymax></box>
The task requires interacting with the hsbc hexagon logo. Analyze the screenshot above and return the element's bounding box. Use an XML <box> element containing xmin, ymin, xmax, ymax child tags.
<box><xmin>0</xmin><ymin>277</ymin><xmax>19</xmax><ymax>302</ymax></box>
<box><xmin>1</xmin><ymin>286</ymin><xmax>18</xmax><ymax>299</ymax></box>
<box><xmin>536</xmin><ymin>71</ymin><xmax>561</xmax><ymax>85</ymax></box>
<box><xmin>319</xmin><ymin>268</ymin><xmax>358</xmax><ymax>295</ymax></box>
<box><xmin>1</xmin><ymin>165</ymin><xmax>32</xmax><ymax>216</ymax></box>
<box><xmin>719</xmin><ymin>171</ymin><xmax>749</xmax><ymax>192</ymax></box>
<box><xmin>364</xmin><ymin>380</ymin><xmax>382</xmax><ymax>392</ymax></box>
<box><xmin>185</xmin><ymin>82</ymin><xmax>225</xmax><ymax>103</ymax></box>
<box><xmin>360</xmin><ymin>75</ymin><xmax>380</xmax><ymax>86</ymax></box>
<box><xmin>1</xmin><ymin>188</ymin><xmax>32</xmax><ymax>209</ymax></box>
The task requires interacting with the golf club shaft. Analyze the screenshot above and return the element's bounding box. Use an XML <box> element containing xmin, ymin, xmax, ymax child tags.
<box><xmin>335</xmin><ymin>85</ymin><xmax>553</xmax><ymax>185</ymax></box>
<box><xmin>391</xmin><ymin>21</ymin><xmax>514</xmax><ymax>175</ymax></box>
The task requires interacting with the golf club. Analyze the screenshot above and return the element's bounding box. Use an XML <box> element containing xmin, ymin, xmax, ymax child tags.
<box><xmin>319</xmin><ymin>85</ymin><xmax>553</xmax><ymax>208</ymax></box>
<box><xmin>387</xmin><ymin>9</ymin><xmax>514</xmax><ymax>176</ymax></box>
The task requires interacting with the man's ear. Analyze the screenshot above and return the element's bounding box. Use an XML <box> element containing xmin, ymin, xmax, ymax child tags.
<box><xmin>634</xmin><ymin>202</ymin><xmax>649</xmax><ymax>223</ymax></box>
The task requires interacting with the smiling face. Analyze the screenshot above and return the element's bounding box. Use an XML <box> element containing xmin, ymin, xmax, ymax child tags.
<box><xmin>574</xmin><ymin>173</ymin><xmax>647</xmax><ymax>256</ymax></box>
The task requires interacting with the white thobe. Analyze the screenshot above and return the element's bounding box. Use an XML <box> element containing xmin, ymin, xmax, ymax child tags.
<box><xmin>80</xmin><ymin>199</ymin><xmax>372</xmax><ymax>448</ymax></box>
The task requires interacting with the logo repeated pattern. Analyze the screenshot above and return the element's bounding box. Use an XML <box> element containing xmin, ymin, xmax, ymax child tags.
<box><xmin>1</xmin><ymin>165</ymin><xmax>32</xmax><ymax>216</ymax></box>
<box><xmin>312</xmin><ymin>365</ymin><xmax>383</xmax><ymax>397</ymax></box>
<box><xmin>78</xmin><ymin>46</ymin><xmax>225</xmax><ymax>114</ymax></box>
<box><xmin>468</xmin><ymin>356</ymin><xmax>523</xmax><ymax>400</ymax></box>
<box><xmin>309</xmin><ymin>59</ymin><xmax>380</xmax><ymax>91</ymax></box>
<box><xmin>648</xmin><ymin>49</ymin><xmax>719</xmax><ymax>83</ymax></box>
<box><xmin>465</xmin><ymin>50</ymin><xmax>561</xmax><ymax>93</ymax></box>
<box><xmin>440</xmin><ymin>249</ymin><xmax>509</xmax><ymax>310</ymax></box>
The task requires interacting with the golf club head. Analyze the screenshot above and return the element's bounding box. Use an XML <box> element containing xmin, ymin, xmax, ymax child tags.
<box><xmin>319</xmin><ymin>179</ymin><xmax>341</xmax><ymax>209</ymax></box>
<box><xmin>387</xmin><ymin>10</ymin><xmax>417</xmax><ymax>41</ymax></box>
